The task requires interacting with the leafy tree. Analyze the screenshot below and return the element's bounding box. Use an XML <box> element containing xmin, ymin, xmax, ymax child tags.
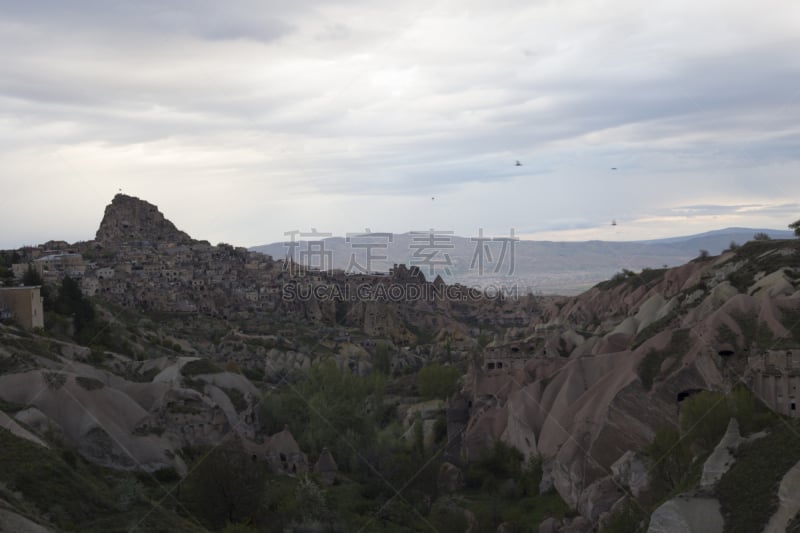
<box><xmin>680</xmin><ymin>391</ymin><xmax>733</xmax><ymax>451</ymax></box>
<box><xmin>259</xmin><ymin>359</ymin><xmax>386</xmax><ymax>461</ymax></box>
<box><xmin>600</xmin><ymin>500</ymin><xmax>646</xmax><ymax>533</ymax></box>
<box><xmin>222</xmin><ymin>524</ymin><xmax>258</xmax><ymax>533</ymax></box>
<box><xmin>53</xmin><ymin>276</ymin><xmax>95</xmax><ymax>340</ymax></box>
<box><xmin>790</xmin><ymin>219</ymin><xmax>800</xmax><ymax>237</ymax></box>
<box><xmin>477</xmin><ymin>331</ymin><xmax>493</xmax><ymax>350</ymax></box>
<box><xmin>417</xmin><ymin>363</ymin><xmax>461</xmax><ymax>400</ymax></box>
<box><xmin>334</xmin><ymin>300</ymin><xmax>348</xmax><ymax>325</ymax></box>
<box><xmin>294</xmin><ymin>476</ymin><xmax>329</xmax><ymax>522</ymax></box>
<box><xmin>645</xmin><ymin>427</ymin><xmax>692</xmax><ymax>493</ymax></box>
<box><xmin>429</xmin><ymin>504</ymin><xmax>471</xmax><ymax>532</ymax></box>
<box><xmin>183</xmin><ymin>441</ymin><xmax>267</xmax><ymax>529</ymax></box>
<box><xmin>373</xmin><ymin>341</ymin><xmax>392</xmax><ymax>375</ymax></box>
<box><xmin>0</xmin><ymin>251</ymin><xmax>20</xmax><ymax>268</ymax></box>
<box><xmin>412</xmin><ymin>413</ymin><xmax>425</xmax><ymax>458</ymax></box>
<box><xmin>680</xmin><ymin>387</ymin><xmax>772</xmax><ymax>452</ymax></box>
<box><xmin>753</xmin><ymin>232</ymin><xmax>771</xmax><ymax>241</ymax></box>
<box><xmin>697</xmin><ymin>249</ymin><xmax>710</xmax><ymax>259</ymax></box>
<box><xmin>465</xmin><ymin>440</ymin><xmax>525</xmax><ymax>490</ymax></box>
<box><xmin>0</xmin><ymin>257</ymin><xmax>13</xmax><ymax>286</ymax></box>
<box><xmin>22</xmin><ymin>264</ymin><xmax>43</xmax><ymax>286</ymax></box>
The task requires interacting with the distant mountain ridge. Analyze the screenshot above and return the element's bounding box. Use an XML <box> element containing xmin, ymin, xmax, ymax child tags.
<box><xmin>635</xmin><ymin>227</ymin><xmax>792</xmax><ymax>244</ymax></box>
<box><xmin>251</xmin><ymin>227</ymin><xmax>795</xmax><ymax>295</ymax></box>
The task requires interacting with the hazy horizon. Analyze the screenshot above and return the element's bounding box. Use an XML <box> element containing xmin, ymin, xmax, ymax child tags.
<box><xmin>4</xmin><ymin>193</ymin><xmax>793</xmax><ymax>252</ymax></box>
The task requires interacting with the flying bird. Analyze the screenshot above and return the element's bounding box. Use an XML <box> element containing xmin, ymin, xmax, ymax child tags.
<box><xmin>515</xmin><ymin>160</ymin><xmax>522</xmax><ymax>166</ymax></box>
<box><xmin>611</xmin><ymin>167</ymin><xmax>617</xmax><ymax>170</ymax></box>
<box><xmin>611</xmin><ymin>219</ymin><xmax>617</xmax><ymax>226</ymax></box>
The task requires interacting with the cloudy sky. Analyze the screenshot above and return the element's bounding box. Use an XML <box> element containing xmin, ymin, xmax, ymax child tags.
<box><xmin>1</xmin><ymin>0</ymin><xmax>799</xmax><ymax>249</ymax></box>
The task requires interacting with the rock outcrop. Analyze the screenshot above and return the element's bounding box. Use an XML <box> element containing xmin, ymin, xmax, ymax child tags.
<box><xmin>455</xmin><ymin>238</ymin><xmax>800</xmax><ymax>525</ymax></box>
<box><xmin>95</xmin><ymin>194</ymin><xmax>192</xmax><ymax>245</ymax></box>
<box><xmin>314</xmin><ymin>447</ymin><xmax>338</xmax><ymax>486</ymax></box>
<box><xmin>646</xmin><ymin>497</ymin><xmax>723</xmax><ymax>533</ymax></box>
<box><xmin>611</xmin><ymin>450</ymin><xmax>650</xmax><ymax>498</ymax></box>
<box><xmin>700</xmin><ymin>418</ymin><xmax>742</xmax><ymax>488</ymax></box>
<box><xmin>437</xmin><ymin>462</ymin><xmax>465</xmax><ymax>493</ymax></box>
<box><xmin>0</xmin><ymin>508</ymin><xmax>54</xmax><ymax>533</ymax></box>
<box><xmin>0</xmin><ymin>409</ymin><xmax>48</xmax><ymax>448</ymax></box>
<box><xmin>763</xmin><ymin>458</ymin><xmax>800</xmax><ymax>533</ymax></box>
<box><xmin>0</xmin><ymin>370</ymin><xmax>181</xmax><ymax>472</ymax></box>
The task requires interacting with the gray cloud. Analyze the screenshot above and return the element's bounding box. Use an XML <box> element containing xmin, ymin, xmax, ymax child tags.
<box><xmin>0</xmin><ymin>0</ymin><xmax>297</xmax><ymax>41</ymax></box>
<box><xmin>0</xmin><ymin>0</ymin><xmax>799</xmax><ymax>248</ymax></box>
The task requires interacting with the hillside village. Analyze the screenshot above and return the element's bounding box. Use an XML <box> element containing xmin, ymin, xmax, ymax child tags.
<box><xmin>2</xmin><ymin>195</ymin><xmax>800</xmax><ymax>532</ymax></box>
<box><xmin>3</xmin><ymin>195</ymin><xmax>530</xmax><ymax>336</ymax></box>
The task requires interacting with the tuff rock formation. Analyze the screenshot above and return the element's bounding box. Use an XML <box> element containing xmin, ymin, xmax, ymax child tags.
<box><xmin>455</xmin><ymin>239</ymin><xmax>800</xmax><ymax>528</ymax></box>
<box><xmin>95</xmin><ymin>193</ymin><xmax>192</xmax><ymax>245</ymax></box>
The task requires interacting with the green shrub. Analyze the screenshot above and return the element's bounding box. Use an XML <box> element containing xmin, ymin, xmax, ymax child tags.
<box><xmin>680</xmin><ymin>387</ymin><xmax>774</xmax><ymax>451</ymax></box>
<box><xmin>777</xmin><ymin>305</ymin><xmax>800</xmax><ymax>347</ymax></box>
<box><xmin>717</xmin><ymin>420</ymin><xmax>800</xmax><ymax>533</ymax></box>
<box><xmin>637</xmin><ymin>329</ymin><xmax>690</xmax><ymax>390</ymax></box>
<box><xmin>697</xmin><ymin>249</ymin><xmax>711</xmax><ymax>260</ymax></box>
<box><xmin>373</xmin><ymin>342</ymin><xmax>392</xmax><ymax>375</ymax></box>
<box><xmin>222</xmin><ymin>387</ymin><xmax>247</xmax><ymax>412</ymax></box>
<box><xmin>259</xmin><ymin>358</ymin><xmax>386</xmax><ymax>461</ymax></box>
<box><xmin>181</xmin><ymin>358</ymin><xmax>222</xmax><ymax>376</ymax></box>
<box><xmin>75</xmin><ymin>376</ymin><xmax>104</xmax><ymax>391</ymax></box>
<box><xmin>152</xmin><ymin>466</ymin><xmax>181</xmax><ymax>483</ymax></box>
<box><xmin>88</xmin><ymin>346</ymin><xmax>106</xmax><ymax>365</ymax></box>
<box><xmin>60</xmin><ymin>448</ymin><xmax>78</xmax><ymax>467</ymax></box>
<box><xmin>465</xmin><ymin>440</ymin><xmax>526</xmax><ymax>490</ymax></box>
<box><xmin>638</xmin><ymin>351</ymin><xmax>663</xmax><ymax>391</ymax></box>
<box><xmin>0</xmin><ymin>399</ymin><xmax>25</xmax><ymax>413</ymax></box>
<box><xmin>644</xmin><ymin>427</ymin><xmax>693</xmax><ymax>494</ymax></box>
<box><xmin>730</xmin><ymin>310</ymin><xmax>776</xmax><ymax>350</ymax></box>
<box><xmin>181</xmin><ymin>443</ymin><xmax>267</xmax><ymax>529</ymax></box>
<box><xmin>222</xmin><ymin>524</ymin><xmax>259</xmax><ymax>533</ymax></box>
<box><xmin>600</xmin><ymin>500</ymin><xmax>647</xmax><ymax>533</ymax></box>
<box><xmin>788</xmin><ymin>512</ymin><xmax>800</xmax><ymax>533</ymax></box>
<box><xmin>428</xmin><ymin>503</ymin><xmax>471</xmax><ymax>532</ymax></box>
<box><xmin>242</xmin><ymin>366</ymin><xmax>265</xmax><ymax>382</ymax></box>
<box><xmin>406</xmin><ymin>322</ymin><xmax>436</xmax><ymax>345</ymax></box>
<box><xmin>726</xmin><ymin>239</ymin><xmax>800</xmax><ymax>292</ymax></box>
<box><xmin>632</xmin><ymin>309</ymin><xmax>680</xmax><ymax>347</ymax></box>
<box><xmin>417</xmin><ymin>363</ymin><xmax>461</xmax><ymax>400</ymax></box>
<box><xmin>0</xmin><ymin>427</ymin><xmax>115</xmax><ymax>529</ymax></box>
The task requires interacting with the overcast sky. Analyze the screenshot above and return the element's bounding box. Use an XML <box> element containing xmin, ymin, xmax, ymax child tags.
<box><xmin>1</xmin><ymin>0</ymin><xmax>799</xmax><ymax>249</ymax></box>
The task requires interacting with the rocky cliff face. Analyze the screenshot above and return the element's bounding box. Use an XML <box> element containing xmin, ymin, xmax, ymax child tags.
<box><xmin>456</xmin><ymin>239</ymin><xmax>800</xmax><ymax>528</ymax></box>
<box><xmin>95</xmin><ymin>194</ymin><xmax>192</xmax><ymax>245</ymax></box>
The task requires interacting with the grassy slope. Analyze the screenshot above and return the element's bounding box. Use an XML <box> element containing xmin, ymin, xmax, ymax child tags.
<box><xmin>716</xmin><ymin>419</ymin><xmax>800</xmax><ymax>533</ymax></box>
<box><xmin>0</xmin><ymin>427</ymin><xmax>204</xmax><ymax>532</ymax></box>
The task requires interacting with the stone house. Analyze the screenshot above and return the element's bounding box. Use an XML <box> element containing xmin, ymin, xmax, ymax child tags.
<box><xmin>81</xmin><ymin>277</ymin><xmax>100</xmax><ymax>296</ymax></box>
<box><xmin>243</xmin><ymin>427</ymin><xmax>309</xmax><ymax>475</ymax></box>
<box><xmin>748</xmin><ymin>349</ymin><xmax>800</xmax><ymax>417</ymax></box>
<box><xmin>96</xmin><ymin>267</ymin><xmax>115</xmax><ymax>279</ymax></box>
<box><xmin>481</xmin><ymin>341</ymin><xmax>537</xmax><ymax>374</ymax></box>
<box><xmin>11</xmin><ymin>262</ymin><xmax>44</xmax><ymax>279</ymax></box>
<box><xmin>0</xmin><ymin>286</ymin><xmax>44</xmax><ymax>329</ymax></box>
